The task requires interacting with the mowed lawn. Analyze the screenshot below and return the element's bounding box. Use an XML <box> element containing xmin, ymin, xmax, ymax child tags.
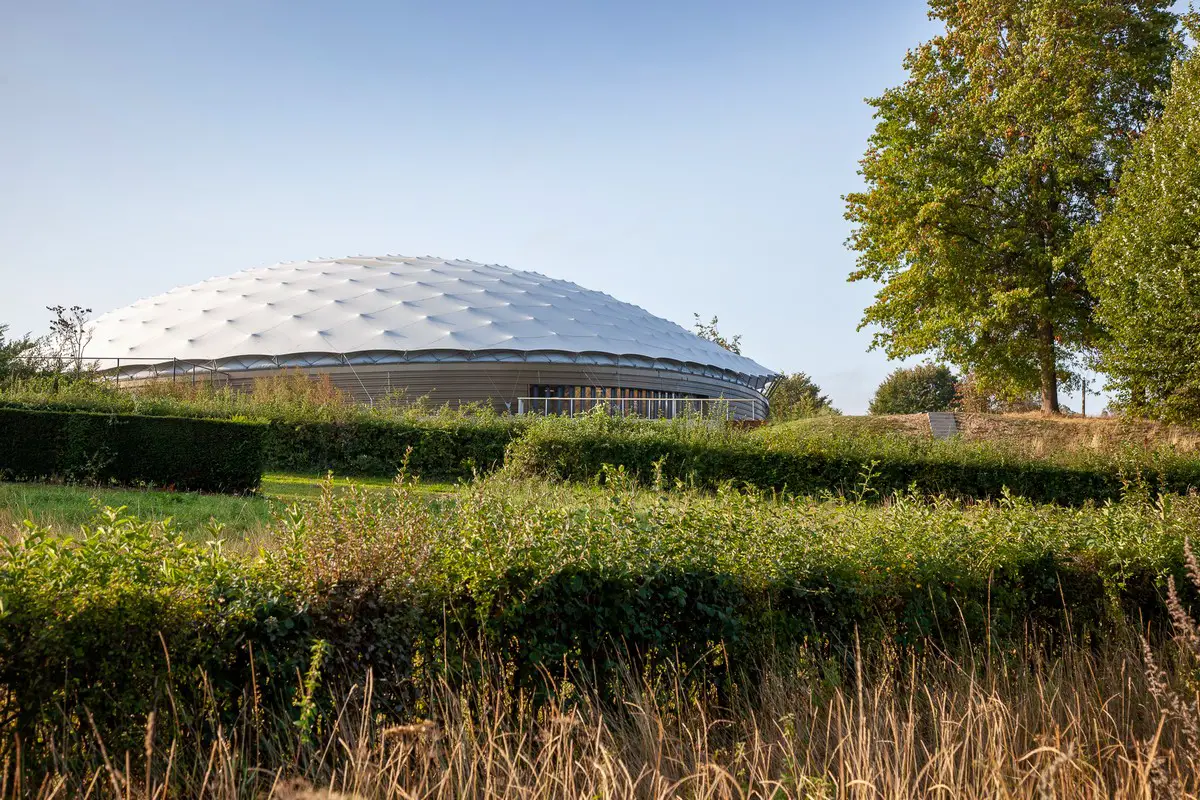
<box><xmin>261</xmin><ymin>472</ymin><xmax>454</xmax><ymax>502</ymax></box>
<box><xmin>0</xmin><ymin>472</ymin><xmax>456</xmax><ymax>539</ymax></box>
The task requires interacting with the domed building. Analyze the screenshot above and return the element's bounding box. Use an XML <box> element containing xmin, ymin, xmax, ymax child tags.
<box><xmin>91</xmin><ymin>255</ymin><xmax>775</xmax><ymax>419</ymax></box>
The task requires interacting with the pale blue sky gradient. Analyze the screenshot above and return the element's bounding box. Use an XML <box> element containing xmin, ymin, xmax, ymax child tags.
<box><xmin>1</xmin><ymin>1</ymin><xmax>1107</xmax><ymax>412</ymax></box>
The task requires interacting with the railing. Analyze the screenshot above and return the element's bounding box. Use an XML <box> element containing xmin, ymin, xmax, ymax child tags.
<box><xmin>516</xmin><ymin>396</ymin><xmax>760</xmax><ymax>420</ymax></box>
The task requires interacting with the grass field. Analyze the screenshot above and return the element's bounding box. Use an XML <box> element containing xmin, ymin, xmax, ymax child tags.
<box><xmin>0</xmin><ymin>472</ymin><xmax>457</xmax><ymax>539</ymax></box>
<box><xmin>0</xmin><ymin>480</ymin><xmax>273</xmax><ymax>537</ymax></box>
<box><xmin>260</xmin><ymin>471</ymin><xmax>455</xmax><ymax>502</ymax></box>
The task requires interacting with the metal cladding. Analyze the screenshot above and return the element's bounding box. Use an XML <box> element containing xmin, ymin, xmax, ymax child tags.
<box><xmin>91</xmin><ymin>256</ymin><xmax>775</xmax><ymax>390</ymax></box>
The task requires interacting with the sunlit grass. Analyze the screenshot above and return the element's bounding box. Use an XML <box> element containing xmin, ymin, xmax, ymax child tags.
<box><xmin>0</xmin><ymin>481</ymin><xmax>273</xmax><ymax>538</ymax></box>
<box><xmin>259</xmin><ymin>471</ymin><xmax>459</xmax><ymax>502</ymax></box>
<box><xmin>0</xmin><ymin>472</ymin><xmax>457</xmax><ymax>539</ymax></box>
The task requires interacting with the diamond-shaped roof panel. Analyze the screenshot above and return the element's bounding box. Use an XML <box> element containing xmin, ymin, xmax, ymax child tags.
<box><xmin>90</xmin><ymin>256</ymin><xmax>774</xmax><ymax>380</ymax></box>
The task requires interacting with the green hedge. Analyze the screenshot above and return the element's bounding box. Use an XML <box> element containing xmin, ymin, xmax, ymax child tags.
<box><xmin>0</xmin><ymin>397</ymin><xmax>522</xmax><ymax>481</ymax></box>
<box><xmin>506</xmin><ymin>415</ymin><xmax>1200</xmax><ymax>504</ymax></box>
<box><xmin>8</xmin><ymin>390</ymin><xmax>1200</xmax><ymax>501</ymax></box>
<box><xmin>0</xmin><ymin>407</ymin><xmax>264</xmax><ymax>493</ymax></box>
<box><xmin>262</xmin><ymin>417</ymin><xmax>522</xmax><ymax>479</ymax></box>
<box><xmin>0</xmin><ymin>514</ymin><xmax>306</xmax><ymax>765</ymax></box>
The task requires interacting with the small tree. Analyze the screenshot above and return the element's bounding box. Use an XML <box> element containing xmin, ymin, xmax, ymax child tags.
<box><xmin>46</xmin><ymin>305</ymin><xmax>93</xmax><ymax>374</ymax></box>
<box><xmin>693</xmin><ymin>314</ymin><xmax>742</xmax><ymax>355</ymax></box>
<box><xmin>869</xmin><ymin>363</ymin><xmax>958</xmax><ymax>415</ymax></box>
<box><xmin>768</xmin><ymin>372</ymin><xmax>839</xmax><ymax>422</ymax></box>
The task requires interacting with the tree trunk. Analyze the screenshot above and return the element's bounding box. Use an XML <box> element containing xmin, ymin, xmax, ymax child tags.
<box><xmin>1038</xmin><ymin>319</ymin><xmax>1059</xmax><ymax>414</ymax></box>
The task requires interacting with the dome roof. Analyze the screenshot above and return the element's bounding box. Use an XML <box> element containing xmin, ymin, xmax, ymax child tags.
<box><xmin>91</xmin><ymin>256</ymin><xmax>774</xmax><ymax>385</ymax></box>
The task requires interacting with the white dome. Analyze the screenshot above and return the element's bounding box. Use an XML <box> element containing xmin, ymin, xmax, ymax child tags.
<box><xmin>91</xmin><ymin>256</ymin><xmax>774</xmax><ymax>385</ymax></box>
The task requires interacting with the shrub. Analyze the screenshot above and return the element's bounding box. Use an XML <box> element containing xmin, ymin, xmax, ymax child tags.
<box><xmin>0</xmin><ymin>383</ymin><xmax>525</xmax><ymax>480</ymax></box>
<box><xmin>275</xmin><ymin>475</ymin><xmax>1200</xmax><ymax>694</ymax></box>
<box><xmin>767</xmin><ymin>372</ymin><xmax>839</xmax><ymax>421</ymax></box>
<box><xmin>869</xmin><ymin>363</ymin><xmax>958</xmax><ymax>415</ymax></box>
<box><xmin>505</xmin><ymin>412</ymin><xmax>1200</xmax><ymax>504</ymax></box>
<box><xmin>0</xmin><ymin>406</ymin><xmax>264</xmax><ymax>493</ymax></box>
<box><xmin>6</xmin><ymin>479</ymin><xmax>1198</xmax><ymax>763</ymax></box>
<box><xmin>263</xmin><ymin>417</ymin><xmax>520</xmax><ymax>480</ymax></box>
<box><xmin>0</xmin><ymin>509</ymin><xmax>309</xmax><ymax>762</ymax></box>
<box><xmin>953</xmin><ymin>371</ymin><xmax>1042</xmax><ymax>413</ymax></box>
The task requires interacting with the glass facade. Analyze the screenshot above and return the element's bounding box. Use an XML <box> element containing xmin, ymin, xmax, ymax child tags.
<box><xmin>526</xmin><ymin>384</ymin><xmax>706</xmax><ymax>418</ymax></box>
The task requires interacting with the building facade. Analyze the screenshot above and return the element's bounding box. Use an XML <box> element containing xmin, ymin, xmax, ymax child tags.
<box><xmin>91</xmin><ymin>256</ymin><xmax>775</xmax><ymax>419</ymax></box>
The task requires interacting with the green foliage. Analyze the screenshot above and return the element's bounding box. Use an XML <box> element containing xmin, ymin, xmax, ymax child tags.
<box><xmin>870</xmin><ymin>363</ymin><xmax>958</xmax><ymax>415</ymax></box>
<box><xmin>1089</xmin><ymin>39</ymin><xmax>1200</xmax><ymax>422</ymax></box>
<box><xmin>267</xmin><ymin>466</ymin><xmax>437</xmax><ymax>707</ymax></box>
<box><xmin>506</xmin><ymin>411</ymin><xmax>1200</xmax><ymax>504</ymax></box>
<box><xmin>0</xmin><ymin>325</ymin><xmax>38</xmax><ymax>385</ymax></box>
<box><xmin>953</xmin><ymin>371</ymin><xmax>1041</xmax><ymax>413</ymax></box>
<box><xmin>4</xmin><ymin>481</ymin><xmax>1198</xmax><ymax>768</ymax></box>
<box><xmin>767</xmin><ymin>372</ymin><xmax>839</xmax><ymax>422</ymax></box>
<box><xmin>0</xmin><ymin>380</ymin><xmax>525</xmax><ymax>480</ymax></box>
<box><xmin>263</xmin><ymin>417</ymin><xmax>518</xmax><ymax>480</ymax></box>
<box><xmin>0</xmin><ymin>407</ymin><xmax>264</xmax><ymax>493</ymax></box>
<box><xmin>845</xmin><ymin>0</ymin><xmax>1180</xmax><ymax>412</ymax></box>
<box><xmin>294</xmin><ymin>639</ymin><xmax>330</xmax><ymax>745</ymax></box>
<box><xmin>692</xmin><ymin>314</ymin><xmax>742</xmax><ymax>354</ymax></box>
<box><xmin>0</xmin><ymin>508</ymin><xmax>309</xmax><ymax>761</ymax></box>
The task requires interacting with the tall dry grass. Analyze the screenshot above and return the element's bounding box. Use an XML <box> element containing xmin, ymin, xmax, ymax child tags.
<box><xmin>6</xmin><ymin>627</ymin><xmax>1199</xmax><ymax>800</ymax></box>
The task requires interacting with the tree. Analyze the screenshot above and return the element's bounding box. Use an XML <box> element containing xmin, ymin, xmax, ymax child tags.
<box><xmin>0</xmin><ymin>324</ymin><xmax>39</xmax><ymax>383</ymax></box>
<box><xmin>693</xmin><ymin>314</ymin><xmax>742</xmax><ymax>355</ymax></box>
<box><xmin>768</xmin><ymin>372</ymin><xmax>839</xmax><ymax>421</ymax></box>
<box><xmin>845</xmin><ymin>0</ymin><xmax>1179</xmax><ymax>414</ymax></box>
<box><xmin>1089</xmin><ymin>28</ymin><xmax>1200</xmax><ymax>422</ymax></box>
<box><xmin>46</xmin><ymin>305</ymin><xmax>93</xmax><ymax>374</ymax></box>
<box><xmin>869</xmin><ymin>363</ymin><xmax>958</xmax><ymax>415</ymax></box>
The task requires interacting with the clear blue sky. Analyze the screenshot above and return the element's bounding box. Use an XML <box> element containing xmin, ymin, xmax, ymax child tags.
<box><xmin>0</xmin><ymin>0</ymin><xmax>1104</xmax><ymax>413</ymax></box>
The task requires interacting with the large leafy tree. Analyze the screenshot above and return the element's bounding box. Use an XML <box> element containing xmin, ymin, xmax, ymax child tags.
<box><xmin>1089</xmin><ymin>30</ymin><xmax>1200</xmax><ymax>421</ymax></box>
<box><xmin>846</xmin><ymin>0</ymin><xmax>1179</xmax><ymax>413</ymax></box>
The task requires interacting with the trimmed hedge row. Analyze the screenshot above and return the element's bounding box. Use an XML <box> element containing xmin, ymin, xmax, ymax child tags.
<box><xmin>0</xmin><ymin>397</ymin><xmax>522</xmax><ymax>482</ymax></box>
<box><xmin>506</xmin><ymin>416</ymin><xmax>1200</xmax><ymax>504</ymax></box>
<box><xmin>6</xmin><ymin>392</ymin><xmax>1200</xmax><ymax>502</ymax></box>
<box><xmin>262</xmin><ymin>417</ymin><xmax>522</xmax><ymax>480</ymax></box>
<box><xmin>0</xmin><ymin>407</ymin><xmax>264</xmax><ymax>493</ymax></box>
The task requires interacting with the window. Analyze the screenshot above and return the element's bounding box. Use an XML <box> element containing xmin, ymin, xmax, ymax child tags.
<box><xmin>526</xmin><ymin>384</ymin><xmax>701</xmax><ymax>417</ymax></box>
